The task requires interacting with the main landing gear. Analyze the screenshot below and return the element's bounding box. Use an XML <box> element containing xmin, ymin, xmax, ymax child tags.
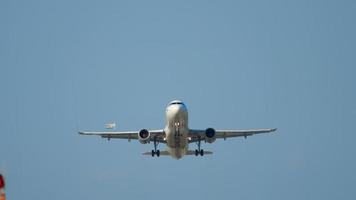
<box><xmin>195</xmin><ymin>139</ymin><xmax>204</xmax><ymax>156</ymax></box>
<box><xmin>151</xmin><ymin>137</ymin><xmax>160</xmax><ymax>157</ymax></box>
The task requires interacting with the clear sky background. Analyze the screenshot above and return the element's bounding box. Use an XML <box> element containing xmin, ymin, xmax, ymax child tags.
<box><xmin>1</xmin><ymin>0</ymin><xmax>356</xmax><ymax>200</ymax></box>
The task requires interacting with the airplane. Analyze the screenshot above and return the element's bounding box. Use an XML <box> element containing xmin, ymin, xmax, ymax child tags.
<box><xmin>79</xmin><ymin>100</ymin><xmax>277</xmax><ymax>159</ymax></box>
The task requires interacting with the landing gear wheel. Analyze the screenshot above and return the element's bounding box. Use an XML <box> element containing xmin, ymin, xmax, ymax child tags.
<box><xmin>151</xmin><ymin>137</ymin><xmax>160</xmax><ymax>157</ymax></box>
<box><xmin>156</xmin><ymin>150</ymin><xmax>160</xmax><ymax>157</ymax></box>
<box><xmin>195</xmin><ymin>140</ymin><xmax>205</xmax><ymax>156</ymax></box>
<box><xmin>200</xmin><ymin>149</ymin><xmax>204</xmax><ymax>156</ymax></box>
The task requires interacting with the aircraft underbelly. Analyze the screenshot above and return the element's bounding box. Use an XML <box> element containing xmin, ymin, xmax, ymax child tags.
<box><xmin>165</xmin><ymin>129</ymin><xmax>188</xmax><ymax>159</ymax></box>
<box><xmin>167</xmin><ymin>146</ymin><xmax>187</xmax><ymax>159</ymax></box>
<box><xmin>167</xmin><ymin>133</ymin><xmax>186</xmax><ymax>147</ymax></box>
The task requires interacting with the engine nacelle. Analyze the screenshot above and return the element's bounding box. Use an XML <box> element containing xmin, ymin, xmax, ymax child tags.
<box><xmin>138</xmin><ymin>129</ymin><xmax>151</xmax><ymax>144</ymax></box>
<box><xmin>205</xmin><ymin>128</ymin><xmax>216</xmax><ymax>143</ymax></box>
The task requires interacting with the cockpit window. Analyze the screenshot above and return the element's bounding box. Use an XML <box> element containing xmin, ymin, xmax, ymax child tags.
<box><xmin>169</xmin><ymin>101</ymin><xmax>184</xmax><ymax>106</ymax></box>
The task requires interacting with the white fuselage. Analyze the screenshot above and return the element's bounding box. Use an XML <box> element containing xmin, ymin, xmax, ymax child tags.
<box><xmin>164</xmin><ymin>103</ymin><xmax>189</xmax><ymax>159</ymax></box>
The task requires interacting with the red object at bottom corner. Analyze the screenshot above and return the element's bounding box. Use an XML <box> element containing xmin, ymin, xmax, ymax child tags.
<box><xmin>0</xmin><ymin>174</ymin><xmax>4</xmax><ymax>189</ymax></box>
<box><xmin>0</xmin><ymin>194</ymin><xmax>5</xmax><ymax>200</ymax></box>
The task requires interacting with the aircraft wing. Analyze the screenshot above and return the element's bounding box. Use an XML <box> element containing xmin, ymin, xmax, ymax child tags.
<box><xmin>79</xmin><ymin>130</ymin><xmax>166</xmax><ymax>143</ymax></box>
<box><xmin>188</xmin><ymin>128</ymin><xmax>277</xmax><ymax>143</ymax></box>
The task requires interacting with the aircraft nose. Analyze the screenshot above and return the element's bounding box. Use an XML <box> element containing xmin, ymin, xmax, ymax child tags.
<box><xmin>168</xmin><ymin>104</ymin><xmax>187</xmax><ymax>115</ymax></box>
<box><xmin>176</xmin><ymin>104</ymin><xmax>187</xmax><ymax>113</ymax></box>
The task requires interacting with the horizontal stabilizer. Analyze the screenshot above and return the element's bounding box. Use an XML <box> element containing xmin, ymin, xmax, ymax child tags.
<box><xmin>142</xmin><ymin>150</ymin><xmax>213</xmax><ymax>157</ymax></box>
<box><xmin>186</xmin><ymin>150</ymin><xmax>213</xmax><ymax>155</ymax></box>
<box><xmin>142</xmin><ymin>151</ymin><xmax>170</xmax><ymax>156</ymax></box>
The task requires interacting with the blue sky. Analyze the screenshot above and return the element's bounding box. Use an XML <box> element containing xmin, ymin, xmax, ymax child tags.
<box><xmin>1</xmin><ymin>0</ymin><xmax>356</xmax><ymax>199</ymax></box>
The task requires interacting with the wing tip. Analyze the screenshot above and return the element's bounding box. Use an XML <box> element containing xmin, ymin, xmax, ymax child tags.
<box><xmin>271</xmin><ymin>128</ymin><xmax>277</xmax><ymax>132</ymax></box>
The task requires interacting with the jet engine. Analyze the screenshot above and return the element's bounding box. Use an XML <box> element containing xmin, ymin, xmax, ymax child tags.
<box><xmin>138</xmin><ymin>129</ymin><xmax>150</xmax><ymax>144</ymax></box>
<box><xmin>205</xmin><ymin>128</ymin><xmax>216</xmax><ymax>143</ymax></box>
